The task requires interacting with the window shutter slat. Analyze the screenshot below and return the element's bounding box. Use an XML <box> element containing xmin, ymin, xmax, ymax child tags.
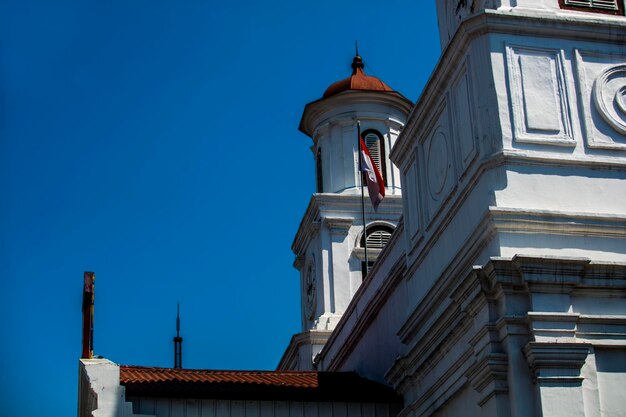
<box><xmin>564</xmin><ymin>0</ymin><xmax>618</xmax><ymax>10</ymax></box>
<box><xmin>365</xmin><ymin>133</ymin><xmax>383</xmax><ymax>174</ymax></box>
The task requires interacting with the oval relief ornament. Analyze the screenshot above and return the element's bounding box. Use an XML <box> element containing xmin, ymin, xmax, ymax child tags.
<box><xmin>593</xmin><ymin>64</ymin><xmax>626</xmax><ymax>135</ymax></box>
<box><xmin>427</xmin><ymin>129</ymin><xmax>450</xmax><ymax>200</ymax></box>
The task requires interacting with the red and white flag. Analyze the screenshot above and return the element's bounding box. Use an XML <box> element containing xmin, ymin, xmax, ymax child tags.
<box><xmin>359</xmin><ymin>136</ymin><xmax>385</xmax><ymax>210</ymax></box>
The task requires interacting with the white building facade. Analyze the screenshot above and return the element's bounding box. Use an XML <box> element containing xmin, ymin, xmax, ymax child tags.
<box><xmin>307</xmin><ymin>1</ymin><xmax>626</xmax><ymax>417</ymax></box>
<box><xmin>79</xmin><ymin>1</ymin><xmax>626</xmax><ymax>416</ymax></box>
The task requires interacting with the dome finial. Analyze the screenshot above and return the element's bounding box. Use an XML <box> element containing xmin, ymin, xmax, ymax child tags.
<box><xmin>351</xmin><ymin>42</ymin><xmax>364</xmax><ymax>74</ymax></box>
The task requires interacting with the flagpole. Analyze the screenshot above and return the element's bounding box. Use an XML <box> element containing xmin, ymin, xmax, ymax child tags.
<box><xmin>357</xmin><ymin>121</ymin><xmax>369</xmax><ymax>278</ymax></box>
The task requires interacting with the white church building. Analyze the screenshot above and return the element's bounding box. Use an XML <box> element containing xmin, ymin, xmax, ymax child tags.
<box><xmin>79</xmin><ymin>1</ymin><xmax>626</xmax><ymax>416</ymax></box>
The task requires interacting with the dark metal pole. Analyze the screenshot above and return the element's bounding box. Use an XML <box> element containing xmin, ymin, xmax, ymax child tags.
<box><xmin>82</xmin><ymin>272</ymin><xmax>95</xmax><ymax>359</ymax></box>
<box><xmin>357</xmin><ymin>121</ymin><xmax>368</xmax><ymax>277</ymax></box>
<box><xmin>174</xmin><ymin>302</ymin><xmax>183</xmax><ymax>368</ymax></box>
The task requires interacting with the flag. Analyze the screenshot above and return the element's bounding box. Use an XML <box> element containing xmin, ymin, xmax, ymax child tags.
<box><xmin>359</xmin><ymin>136</ymin><xmax>385</xmax><ymax>209</ymax></box>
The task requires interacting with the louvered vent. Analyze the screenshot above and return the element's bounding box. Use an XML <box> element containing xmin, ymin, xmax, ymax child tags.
<box><xmin>364</xmin><ymin>132</ymin><xmax>383</xmax><ymax>174</ymax></box>
<box><xmin>563</xmin><ymin>0</ymin><xmax>619</xmax><ymax>10</ymax></box>
<box><xmin>366</xmin><ymin>230</ymin><xmax>392</xmax><ymax>249</ymax></box>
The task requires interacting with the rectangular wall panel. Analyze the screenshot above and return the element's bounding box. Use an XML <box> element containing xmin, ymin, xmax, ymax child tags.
<box><xmin>506</xmin><ymin>45</ymin><xmax>575</xmax><ymax>146</ymax></box>
<box><xmin>452</xmin><ymin>61</ymin><xmax>478</xmax><ymax>174</ymax></box>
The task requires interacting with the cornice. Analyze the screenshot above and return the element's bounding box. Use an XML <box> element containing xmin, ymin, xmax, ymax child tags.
<box><xmin>389</xmin><ymin>253</ymin><xmax>626</xmax><ymax>389</ymax></box>
<box><xmin>401</xmin><ymin>146</ymin><xmax>626</xmax><ymax>278</ymax></box>
<box><xmin>324</xmin><ymin>217</ymin><xmax>353</xmax><ymax>236</ymax></box>
<box><xmin>276</xmin><ymin>330</ymin><xmax>333</xmax><ymax>371</ymax></box>
<box><xmin>492</xmin><ymin>207</ymin><xmax>626</xmax><ymax>239</ymax></box>
<box><xmin>523</xmin><ymin>341</ymin><xmax>591</xmax><ymax>384</ymax></box>
<box><xmin>292</xmin><ymin>194</ymin><xmax>403</xmax><ymax>257</ymax></box>
<box><xmin>392</xmin><ymin>9</ymin><xmax>626</xmax><ymax>166</ymax></box>
<box><xmin>299</xmin><ymin>90</ymin><xmax>413</xmax><ymax>138</ymax></box>
<box><xmin>501</xmin><ymin>150</ymin><xmax>626</xmax><ymax>171</ymax></box>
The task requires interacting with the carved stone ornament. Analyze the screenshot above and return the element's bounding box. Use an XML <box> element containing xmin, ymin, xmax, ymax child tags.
<box><xmin>593</xmin><ymin>64</ymin><xmax>626</xmax><ymax>136</ymax></box>
<box><xmin>427</xmin><ymin>129</ymin><xmax>450</xmax><ymax>200</ymax></box>
<box><xmin>575</xmin><ymin>50</ymin><xmax>626</xmax><ymax>149</ymax></box>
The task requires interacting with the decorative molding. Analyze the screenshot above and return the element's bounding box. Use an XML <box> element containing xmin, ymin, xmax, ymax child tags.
<box><xmin>324</xmin><ymin>217</ymin><xmax>353</xmax><ymax>236</ymax></box>
<box><xmin>575</xmin><ymin>49</ymin><xmax>626</xmax><ymax>150</ymax></box>
<box><xmin>391</xmin><ymin>254</ymin><xmax>626</xmax><ymax>411</ymax></box>
<box><xmin>506</xmin><ymin>44</ymin><xmax>575</xmax><ymax>146</ymax></box>
<box><xmin>451</xmin><ymin>57</ymin><xmax>479</xmax><ymax>175</ymax></box>
<box><xmin>501</xmin><ymin>149</ymin><xmax>626</xmax><ymax>170</ymax></box>
<box><xmin>388</xmin><ymin>266</ymin><xmax>485</xmax><ymax>387</ymax></box>
<box><xmin>465</xmin><ymin>353</ymin><xmax>509</xmax><ymax>407</ymax></box>
<box><xmin>420</xmin><ymin>104</ymin><xmax>458</xmax><ymax>228</ymax></box>
<box><xmin>426</xmin><ymin>126</ymin><xmax>451</xmax><ymax>200</ymax></box>
<box><xmin>402</xmin><ymin>156</ymin><xmax>422</xmax><ymax>243</ymax></box>
<box><xmin>513</xmin><ymin>255</ymin><xmax>588</xmax><ymax>289</ymax></box>
<box><xmin>490</xmin><ymin>206</ymin><xmax>626</xmax><ymax>239</ymax></box>
<box><xmin>393</xmin><ymin>10</ymin><xmax>626</xmax><ymax>167</ymax></box>
<box><xmin>384</xmin><ymin>117</ymin><xmax>407</xmax><ymax>131</ymax></box>
<box><xmin>300</xmin><ymin>91</ymin><xmax>412</xmax><ymax>138</ymax></box>
<box><xmin>352</xmin><ymin>247</ymin><xmax>382</xmax><ymax>261</ymax></box>
<box><xmin>276</xmin><ymin>330</ymin><xmax>332</xmax><ymax>371</ymax></box>
<box><xmin>522</xmin><ymin>342</ymin><xmax>591</xmax><ymax>384</ymax></box>
<box><xmin>593</xmin><ymin>64</ymin><xmax>626</xmax><ymax>135</ymax></box>
<box><xmin>292</xmin><ymin>194</ymin><xmax>403</xmax><ymax>257</ymax></box>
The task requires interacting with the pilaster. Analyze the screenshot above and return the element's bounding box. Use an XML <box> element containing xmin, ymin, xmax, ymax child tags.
<box><xmin>325</xmin><ymin>217</ymin><xmax>353</xmax><ymax>316</ymax></box>
<box><xmin>465</xmin><ymin>353</ymin><xmax>510</xmax><ymax>414</ymax></box>
<box><xmin>523</xmin><ymin>342</ymin><xmax>591</xmax><ymax>417</ymax></box>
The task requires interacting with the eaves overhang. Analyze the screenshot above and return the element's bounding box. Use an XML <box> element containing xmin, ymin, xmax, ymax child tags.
<box><xmin>299</xmin><ymin>90</ymin><xmax>414</xmax><ymax>138</ymax></box>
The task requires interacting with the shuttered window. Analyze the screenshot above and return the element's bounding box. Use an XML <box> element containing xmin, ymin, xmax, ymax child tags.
<box><xmin>360</xmin><ymin>225</ymin><xmax>394</xmax><ymax>249</ymax></box>
<box><xmin>366</xmin><ymin>229</ymin><xmax>392</xmax><ymax>249</ymax></box>
<box><xmin>364</xmin><ymin>133</ymin><xmax>382</xmax><ymax>173</ymax></box>
<box><xmin>361</xmin><ymin>129</ymin><xmax>387</xmax><ymax>185</ymax></box>
<box><xmin>560</xmin><ymin>0</ymin><xmax>624</xmax><ymax>15</ymax></box>
<box><xmin>360</xmin><ymin>225</ymin><xmax>395</xmax><ymax>278</ymax></box>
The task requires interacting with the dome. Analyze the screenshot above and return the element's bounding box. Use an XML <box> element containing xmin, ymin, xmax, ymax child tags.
<box><xmin>322</xmin><ymin>55</ymin><xmax>395</xmax><ymax>98</ymax></box>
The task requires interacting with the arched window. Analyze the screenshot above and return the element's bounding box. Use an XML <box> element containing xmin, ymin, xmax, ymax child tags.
<box><xmin>316</xmin><ymin>147</ymin><xmax>323</xmax><ymax>193</ymax></box>
<box><xmin>360</xmin><ymin>224</ymin><xmax>394</xmax><ymax>276</ymax></box>
<box><xmin>360</xmin><ymin>224</ymin><xmax>394</xmax><ymax>249</ymax></box>
<box><xmin>361</xmin><ymin>129</ymin><xmax>387</xmax><ymax>185</ymax></box>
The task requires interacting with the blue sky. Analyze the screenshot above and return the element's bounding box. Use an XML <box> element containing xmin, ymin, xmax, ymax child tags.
<box><xmin>0</xmin><ymin>1</ymin><xmax>440</xmax><ymax>415</ymax></box>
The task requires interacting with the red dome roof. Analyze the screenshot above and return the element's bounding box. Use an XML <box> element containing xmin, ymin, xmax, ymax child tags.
<box><xmin>323</xmin><ymin>55</ymin><xmax>394</xmax><ymax>98</ymax></box>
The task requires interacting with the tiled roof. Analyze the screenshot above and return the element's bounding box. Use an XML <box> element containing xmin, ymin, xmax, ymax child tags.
<box><xmin>322</xmin><ymin>55</ymin><xmax>394</xmax><ymax>98</ymax></box>
<box><xmin>120</xmin><ymin>365</ymin><xmax>400</xmax><ymax>402</ymax></box>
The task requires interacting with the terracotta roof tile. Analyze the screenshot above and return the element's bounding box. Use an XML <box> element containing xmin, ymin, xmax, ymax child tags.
<box><xmin>322</xmin><ymin>55</ymin><xmax>394</xmax><ymax>98</ymax></box>
<box><xmin>120</xmin><ymin>365</ymin><xmax>400</xmax><ymax>402</ymax></box>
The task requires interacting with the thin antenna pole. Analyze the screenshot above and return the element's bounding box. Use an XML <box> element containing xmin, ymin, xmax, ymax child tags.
<box><xmin>355</xmin><ymin>40</ymin><xmax>359</xmax><ymax>56</ymax></box>
<box><xmin>176</xmin><ymin>302</ymin><xmax>180</xmax><ymax>337</ymax></box>
<box><xmin>174</xmin><ymin>302</ymin><xmax>183</xmax><ymax>368</ymax></box>
<box><xmin>357</xmin><ymin>121</ymin><xmax>368</xmax><ymax>278</ymax></box>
